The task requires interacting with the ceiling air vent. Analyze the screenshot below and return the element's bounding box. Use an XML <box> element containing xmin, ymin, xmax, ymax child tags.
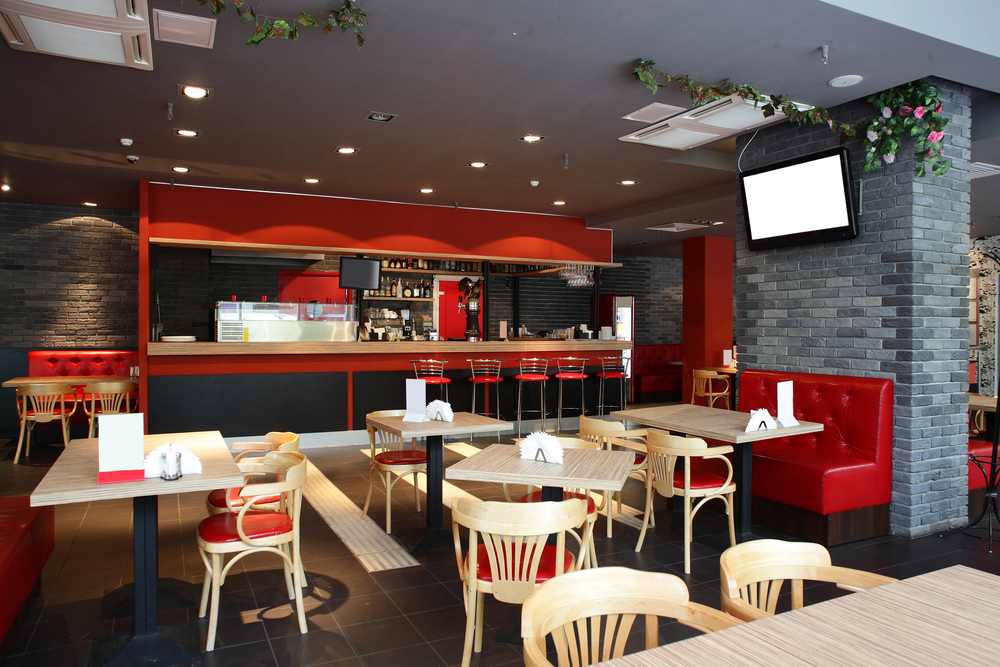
<box><xmin>622</xmin><ymin>102</ymin><xmax>685</xmax><ymax>123</ymax></box>
<box><xmin>0</xmin><ymin>0</ymin><xmax>152</xmax><ymax>70</ymax></box>
<box><xmin>970</xmin><ymin>162</ymin><xmax>1000</xmax><ymax>180</ymax></box>
<box><xmin>620</xmin><ymin>93</ymin><xmax>796</xmax><ymax>151</ymax></box>
<box><xmin>152</xmin><ymin>9</ymin><xmax>215</xmax><ymax>49</ymax></box>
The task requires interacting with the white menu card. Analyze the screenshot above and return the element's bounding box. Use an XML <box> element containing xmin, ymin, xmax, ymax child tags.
<box><xmin>97</xmin><ymin>413</ymin><xmax>145</xmax><ymax>484</ymax></box>
<box><xmin>402</xmin><ymin>378</ymin><xmax>429</xmax><ymax>422</ymax></box>
<box><xmin>777</xmin><ymin>380</ymin><xmax>799</xmax><ymax>427</ymax></box>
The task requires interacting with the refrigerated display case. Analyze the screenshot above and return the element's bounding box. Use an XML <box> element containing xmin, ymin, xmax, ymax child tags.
<box><xmin>598</xmin><ymin>294</ymin><xmax>635</xmax><ymax>400</ymax></box>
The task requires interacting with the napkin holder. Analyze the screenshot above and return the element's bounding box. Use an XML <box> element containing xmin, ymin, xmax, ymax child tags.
<box><xmin>519</xmin><ymin>432</ymin><xmax>564</xmax><ymax>465</ymax></box>
<box><xmin>144</xmin><ymin>443</ymin><xmax>203</xmax><ymax>479</ymax></box>
<box><xmin>745</xmin><ymin>408</ymin><xmax>777</xmax><ymax>433</ymax></box>
<box><xmin>426</xmin><ymin>400</ymin><xmax>454</xmax><ymax>422</ymax></box>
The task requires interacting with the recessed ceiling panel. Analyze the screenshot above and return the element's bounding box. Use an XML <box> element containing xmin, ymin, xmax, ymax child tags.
<box><xmin>22</xmin><ymin>0</ymin><xmax>117</xmax><ymax>18</ymax></box>
<box><xmin>152</xmin><ymin>9</ymin><xmax>215</xmax><ymax>48</ymax></box>
<box><xmin>20</xmin><ymin>15</ymin><xmax>125</xmax><ymax>63</ymax></box>
<box><xmin>643</xmin><ymin>127</ymin><xmax>721</xmax><ymax>150</ymax></box>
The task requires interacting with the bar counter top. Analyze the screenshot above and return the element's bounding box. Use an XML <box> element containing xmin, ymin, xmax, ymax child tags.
<box><xmin>147</xmin><ymin>339</ymin><xmax>632</xmax><ymax>356</ymax></box>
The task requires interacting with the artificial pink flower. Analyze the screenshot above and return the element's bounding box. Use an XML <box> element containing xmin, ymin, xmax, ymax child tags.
<box><xmin>914</xmin><ymin>106</ymin><xmax>926</xmax><ymax>119</ymax></box>
<box><xmin>927</xmin><ymin>130</ymin><xmax>945</xmax><ymax>142</ymax></box>
<box><xmin>939</xmin><ymin>149</ymin><xmax>945</xmax><ymax>155</ymax></box>
<box><xmin>866</xmin><ymin>130</ymin><xmax>878</xmax><ymax>142</ymax></box>
<box><xmin>927</xmin><ymin>150</ymin><xmax>933</xmax><ymax>159</ymax></box>
<box><xmin>900</xmin><ymin>105</ymin><xmax>913</xmax><ymax>115</ymax></box>
<box><xmin>934</xmin><ymin>103</ymin><xmax>943</xmax><ymax>113</ymax></box>
<box><xmin>882</xmin><ymin>107</ymin><xmax>892</xmax><ymax>118</ymax></box>
<box><xmin>882</xmin><ymin>153</ymin><xmax>895</xmax><ymax>164</ymax></box>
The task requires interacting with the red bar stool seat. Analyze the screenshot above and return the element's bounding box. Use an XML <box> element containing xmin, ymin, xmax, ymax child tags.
<box><xmin>411</xmin><ymin>359</ymin><xmax>451</xmax><ymax>401</ymax></box>
<box><xmin>515</xmin><ymin>358</ymin><xmax>550</xmax><ymax>437</ymax></box>
<box><xmin>596</xmin><ymin>356</ymin><xmax>630</xmax><ymax>416</ymax></box>
<box><xmin>555</xmin><ymin>357</ymin><xmax>589</xmax><ymax>433</ymax></box>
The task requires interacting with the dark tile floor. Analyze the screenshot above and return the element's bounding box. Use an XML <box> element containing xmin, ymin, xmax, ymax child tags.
<box><xmin>2</xmin><ymin>430</ymin><xmax>1000</xmax><ymax>667</ymax></box>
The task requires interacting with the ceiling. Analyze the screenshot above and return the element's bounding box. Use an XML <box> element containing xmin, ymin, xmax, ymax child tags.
<box><xmin>2</xmin><ymin>0</ymin><xmax>1000</xmax><ymax>258</ymax></box>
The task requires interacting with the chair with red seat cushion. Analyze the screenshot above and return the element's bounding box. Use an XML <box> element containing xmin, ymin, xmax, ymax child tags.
<box><xmin>81</xmin><ymin>380</ymin><xmax>138</xmax><ymax>438</ymax></box>
<box><xmin>578</xmin><ymin>415</ymin><xmax>648</xmax><ymax>539</ymax></box>
<box><xmin>14</xmin><ymin>384</ymin><xmax>77</xmax><ymax>465</ymax></box>
<box><xmin>554</xmin><ymin>358</ymin><xmax>589</xmax><ymax>433</ymax></box>
<box><xmin>361</xmin><ymin>410</ymin><xmax>426</xmax><ymax>534</ymax></box>
<box><xmin>197</xmin><ymin>451</ymin><xmax>308</xmax><ymax>652</ymax></box>
<box><xmin>515</xmin><ymin>358</ymin><xmax>550</xmax><ymax>437</ymax></box>
<box><xmin>206</xmin><ymin>432</ymin><xmax>300</xmax><ymax>515</ymax></box>
<box><xmin>411</xmin><ymin>359</ymin><xmax>451</xmax><ymax>401</ymax></box>
<box><xmin>635</xmin><ymin>430</ymin><xmax>735</xmax><ymax>574</ymax></box>
<box><xmin>452</xmin><ymin>497</ymin><xmax>589</xmax><ymax>667</ymax></box>
<box><xmin>596</xmin><ymin>356</ymin><xmax>630</xmax><ymax>416</ymax></box>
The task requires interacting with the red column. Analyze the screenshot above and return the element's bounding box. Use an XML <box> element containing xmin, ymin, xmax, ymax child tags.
<box><xmin>682</xmin><ymin>236</ymin><xmax>734</xmax><ymax>403</ymax></box>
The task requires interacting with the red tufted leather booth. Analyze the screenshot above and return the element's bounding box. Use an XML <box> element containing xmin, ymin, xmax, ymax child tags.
<box><xmin>0</xmin><ymin>497</ymin><xmax>54</xmax><ymax>653</ymax></box>
<box><xmin>968</xmin><ymin>438</ymin><xmax>993</xmax><ymax>491</ymax></box>
<box><xmin>738</xmin><ymin>370</ymin><xmax>893</xmax><ymax>543</ymax></box>
<box><xmin>26</xmin><ymin>350</ymin><xmax>138</xmax><ymax>422</ymax></box>
<box><xmin>631</xmin><ymin>344</ymin><xmax>683</xmax><ymax>401</ymax></box>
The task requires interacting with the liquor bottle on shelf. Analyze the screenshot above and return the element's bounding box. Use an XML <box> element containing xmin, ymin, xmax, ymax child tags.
<box><xmin>390</xmin><ymin>279</ymin><xmax>397</xmax><ymax>297</ymax></box>
<box><xmin>403</xmin><ymin>282</ymin><xmax>412</xmax><ymax>298</ymax></box>
<box><xmin>380</xmin><ymin>258</ymin><xmax>388</xmax><ymax>268</ymax></box>
<box><xmin>425</xmin><ymin>280</ymin><xmax>433</xmax><ymax>298</ymax></box>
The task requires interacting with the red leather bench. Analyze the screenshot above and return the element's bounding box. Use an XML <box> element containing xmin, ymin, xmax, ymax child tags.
<box><xmin>738</xmin><ymin>370</ymin><xmax>894</xmax><ymax>546</ymax></box>
<box><xmin>0</xmin><ymin>497</ymin><xmax>54</xmax><ymax>655</ymax></box>
<box><xmin>631</xmin><ymin>344</ymin><xmax>683</xmax><ymax>402</ymax></box>
<box><xmin>26</xmin><ymin>350</ymin><xmax>138</xmax><ymax>422</ymax></box>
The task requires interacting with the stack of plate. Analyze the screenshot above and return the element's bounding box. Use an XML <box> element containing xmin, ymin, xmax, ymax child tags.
<box><xmin>160</xmin><ymin>335</ymin><xmax>197</xmax><ymax>343</ymax></box>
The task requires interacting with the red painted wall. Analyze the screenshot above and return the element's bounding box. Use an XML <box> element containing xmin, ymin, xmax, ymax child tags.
<box><xmin>681</xmin><ymin>236</ymin><xmax>734</xmax><ymax>402</ymax></box>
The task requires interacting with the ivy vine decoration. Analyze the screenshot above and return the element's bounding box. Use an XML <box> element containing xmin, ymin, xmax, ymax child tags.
<box><xmin>633</xmin><ymin>59</ymin><xmax>856</xmax><ymax>143</ymax></box>
<box><xmin>186</xmin><ymin>0</ymin><xmax>368</xmax><ymax>48</ymax></box>
<box><xmin>863</xmin><ymin>79</ymin><xmax>950</xmax><ymax>177</ymax></box>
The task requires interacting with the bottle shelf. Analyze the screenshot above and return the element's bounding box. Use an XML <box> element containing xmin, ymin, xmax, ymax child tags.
<box><xmin>364</xmin><ymin>296</ymin><xmax>435</xmax><ymax>302</ymax></box>
<box><xmin>380</xmin><ymin>268</ymin><xmax>482</xmax><ymax>276</ymax></box>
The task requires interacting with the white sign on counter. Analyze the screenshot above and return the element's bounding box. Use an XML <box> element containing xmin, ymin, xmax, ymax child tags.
<box><xmin>402</xmin><ymin>378</ymin><xmax>429</xmax><ymax>422</ymax></box>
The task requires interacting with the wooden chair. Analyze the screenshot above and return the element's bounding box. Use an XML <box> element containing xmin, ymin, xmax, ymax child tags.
<box><xmin>362</xmin><ymin>409</ymin><xmax>425</xmax><ymax>534</ymax></box>
<box><xmin>197</xmin><ymin>451</ymin><xmax>308</xmax><ymax>651</ymax></box>
<box><xmin>14</xmin><ymin>383</ymin><xmax>77</xmax><ymax>464</ymax></box>
<box><xmin>452</xmin><ymin>498</ymin><xmax>590</xmax><ymax>667</ymax></box>
<box><xmin>82</xmin><ymin>380</ymin><xmax>138</xmax><ymax>438</ymax></box>
<box><xmin>635</xmin><ymin>430</ymin><xmax>736</xmax><ymax>573</ymax></box>
<box><xmin>719</xmin><ymin>539</ymin><xmax>897</xmax><ymax>621</ymax></box>
<box><xmin>578</xmin><ymin>415</ymin><xmax>648</xmax><ymax>538</ymax></box>
<box><xmin>521</xmin><ymin>567</ymin><xmax>742</xmax><ymax>667</ymax></box>
<box><xmin>206</xmin><ymin>432</ymin><xmax>300</xmax><ymax>515</ymax></box>
<box><xmin>691</xmin><ymin>368</ymin><xmax>730</xmax><ymax>409</ymax></box>
<box><xmin>506</xmin><ymin>436</ymin><xmax>602</xmax><ymax>569</ymax></box>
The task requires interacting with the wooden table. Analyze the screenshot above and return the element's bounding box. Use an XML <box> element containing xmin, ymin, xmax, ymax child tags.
<box><xmin>31</xmin><ymin>431</ymin><xmax>242</xmax><ymax>666</ymax></box>
<box><xmin>3</xmin><ymin>375</ymin><xmax>132</xmax><ymax>388</ymax></box>
<box><xmin>595</xmin><ymin>565</ymin><xmax>1000</xmax><ymax>666</ymax></box>
<box><xmin>968</xmin><ymin>392</ymin><xmax>996</xmax><ymax>413</ymax></box>
<box><xmin>365</xmin><ymin>412</ymin><xmax>513</xmax><ymax>548</ymax></box>
<box><xmin>611</xmin><ymin>404</ymin><xmax>823</xmax><ymax>538</ymax></box>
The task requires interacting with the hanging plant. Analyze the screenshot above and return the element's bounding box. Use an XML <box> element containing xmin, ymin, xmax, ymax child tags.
<box><xmin>633</xmin><ymin>60</ymin><xmax>951</xmax><ymax>176</ymax></box>
<box><xmin>185</xmin><ymin>0</ymin><xmax>368</xmax><ymax>48</ymax></box>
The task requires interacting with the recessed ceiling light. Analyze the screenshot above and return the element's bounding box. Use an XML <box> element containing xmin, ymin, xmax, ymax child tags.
<box><xmin>552</xmin><ymin>201</ymin><xmax>566</xmax><ymax>206</ymax></box>
<box><xmin>519</xmin><ymin>134</ymin><xmax>547</xmax><ymax>143</ymax></box>
<box><xmin>618</xmin><ymin>180</ymin><xmax>638</xmax><ymax>186</ymax></box>
<box><xmin>178</xmin><ymin>85</ymin><xmax>211</xmax><ymax>99</ymax></box>
<box><xmin>174</xmin><ymin>129</ymin><xmax>200</xmax><ymax>138</ymax></box>
<box><xmin>467</xmin><ymin>161</ymin><xmax>489</xmax><ymax>168</ymax></box>
<box><xmin>172</xmin><ymin>166</ymin><xmax>189</xmax><ymax>173</ymax></box>
<box><xmin>336</xmin><ymin>147</ymin><xmax>358</xmax><ymax>155</ymax></box>
<box><xmin>828</xmin><ymin>75</ymin><xmax>863</xmax><ymax>88</ymax></box>
<box><xmin>710</xmin><ymin>220</ymin><xmax>724</xmax><ymax>226</ymax></box>
<box><xmin>419</xmin><ymin>188</ymin><xmax>434</xmax><ymax>193</ymax></box>
<box><xmin>0</xmin><ymin>184</ymin><xmax>9</xmax><ymax>192</ymax></box>
<box><xmin>365</xmin><ymin>111</ymin><xmax>398</xmax><ymax>123</ymax></box>
<box><xmin>83</xmin><ymin>202</ymin><xmax>98</xmax><ymax>207</ymax></box>
<box><xmin>303</xmin><ymin>178</ymin><xmax>321</xmax><ymax>184</ymax></box>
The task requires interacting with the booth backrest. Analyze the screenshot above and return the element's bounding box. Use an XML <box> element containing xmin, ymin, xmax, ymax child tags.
<box><xmin>27</xmin><ymin>350</ymin><xmax>137</xmax><ymax>378</ymax></box>
<box><xmin>632</xmin><ymin>344</ymin><xmax>682</xmax><ymax>377</ymax></box>
<box><xmin>738</xmin><ymin>369</ymin><xmax>894</xmax><ymax>506</ymax></box>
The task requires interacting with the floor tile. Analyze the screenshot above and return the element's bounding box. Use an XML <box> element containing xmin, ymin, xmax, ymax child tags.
<box><xmin>339</xmin><ymin>617</ymin><xmax>425</xmax><ymax>656</ymax></box>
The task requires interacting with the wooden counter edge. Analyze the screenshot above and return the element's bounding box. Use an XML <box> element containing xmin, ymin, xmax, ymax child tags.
<box><xmin>148</xmin><ymin>340</ymin><xmax>633</xmax><ymax>356</ymax></box>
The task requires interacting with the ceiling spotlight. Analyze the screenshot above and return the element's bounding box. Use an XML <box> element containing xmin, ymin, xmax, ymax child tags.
<box><xmin>710</xmin><ymin>220</ymin><xmax>724</xmax><ymax>226</ymax></box>
<box><xmin>0</xmin><ymin>184</ymin><xmax>9</xmax><ymax>192</ymax></box>
<box><xmin>174</xmin><ymin>129</ymin><xmax>200</xmax><ymax>138</ymax></box>
<box><xmin>365</xmin><ymin>111</ymin><xmax>398</xmax><ymax>123</ymax></box>
<box><xmin>828</xmin><ymin>75</ymin><xmax>863</xmax><ymax>88</ymax></box>
<box><xmin>519</xmin><ymin>134</ymin><xmax>547</xmax><ymax>143</ymax></box>
<box><xmin>120</xmin><ymin>138</ymin><xmax>133</xmax><ymax>146</ymax></box>
<box><xmin>419</xmin><ymin>188</ymin><xmax>434</xmax><ymax>194</ymax></box>
<box><xmin>178</xmin><ymin>85</ymin><xmax>210</xmax><ymax>99</ymax></box>
<box><xmin>618</xmin><ymin>180</ymin><xmax>637</xmax><ymax>186</ymax></box>
<box><xmin>552</xmin><ymin>201</ymin><xmax>566</xmax><ymax>206</ymax></box>
<box><xmin>467</xmin><ymin>161</ymin><xmax>489</xmax><ymax>168</ymax></box>
<box><xmin>172</xmin><ymin>166</ymin><xmax>189</xmax><ymax>173</ymax></box>
<box><xmin>336</xmin><ymin>147</ymin><xmax>357</xmax><ymax>155</ymax></box>
<box><xmin>83</xmin><ymin>202</ymin><xmax>98</xmax><ymax>207</ymax></box>
<box><xmin>303</xmin><ymin>178</ymin><xmax>321</xmax><ymax>184</ymax></box>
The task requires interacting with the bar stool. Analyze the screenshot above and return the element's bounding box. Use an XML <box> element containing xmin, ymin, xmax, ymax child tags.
<box><xmin>555</xmin><ymin>357</ymin><xmax>588</xmax><ymax>433</ymax></box>
<box><xmin>467</xmin><ymin>358</ymin><xmax>503</xmax><ymax>419</ymax></box>
<box><xmin>411</xmin><ymin>359</ymin><xmax>450</xmax><ymax>401</ymax></box>
<box><xmin>596</xmin><ymin>356</ymin><xmax>629</xmax><ymax>416</ymax></box>
<box><xmin>515</xmin><ymin>358</ymin><xmax>550</xmax><ymax>437</ymax></box>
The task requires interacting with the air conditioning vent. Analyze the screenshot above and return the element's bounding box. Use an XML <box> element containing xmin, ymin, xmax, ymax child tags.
<box><xmin>152</xmin><ymin>9</ymin><xmax>215</xmax><ymax>49</ymax></box>
<box><xmin>970</xmin><ymin>162</ymin><xmax>1000</xmax><ymax>180</ymax></box>
<box><xmin>22</xmin><ymin>0</ymin><xmax>117</xmax><ymax>19</ymax></box>
<box><xmin>21</xmin><ymin>15</ymin><xmax>126</xmax><ymax>63</ymax></box>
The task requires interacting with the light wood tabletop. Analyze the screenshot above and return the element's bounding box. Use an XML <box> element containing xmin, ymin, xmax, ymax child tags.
<box><xmin>969</xmin><ymin>393</ymin><xmax>997</xmax><ymax>413</ymax></box>
<box><xmin>595</xmin><ymin>565</ymin><xmax>1000</xmax><ymax>666</ymax></box>
<box><xmin>365</xmin><ymin>411</ymin><xmax>514</xmax><ymax>439</ymax></box>
<box><xmin>31</xmin><ymin>431</ymin><xmax>244</xmax><ymax>507</ymax></box>
<box><xmin>446</xmin><ymin>444</ymin><xmax>635</xmax><ymax>492</ymax></box>
<box><xmin>610</xmin><ymin>404</ymin><xmax>822</xmax><ymax>444</ymax></box>
<box><xmin>705</xmin><ymin>366</ymin><xmax>739</xmax><ymax>374</ymax></box>
<box><xmin>3</xmin><ymin>375</ymin><xmax>133</xmax><ymax>388</ymax></box>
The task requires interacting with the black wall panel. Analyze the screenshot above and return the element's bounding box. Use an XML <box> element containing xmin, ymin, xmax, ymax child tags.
<box><xmin>148</xmin><ymin>372</ymin><xmax>347</xmax><ymax>436</ymax></box>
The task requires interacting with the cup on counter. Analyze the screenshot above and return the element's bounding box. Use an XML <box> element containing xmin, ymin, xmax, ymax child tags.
<box><xmin>600</xmin><ymin>326</ymin><xmax>613</xmax><ymax>340</ymax></box>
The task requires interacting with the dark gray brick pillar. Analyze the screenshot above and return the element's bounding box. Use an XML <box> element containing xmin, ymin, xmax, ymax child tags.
<box><xmin>734</xmin><ymin>78</ymin><xmax>972</xmax><ymax>537</ymax></box>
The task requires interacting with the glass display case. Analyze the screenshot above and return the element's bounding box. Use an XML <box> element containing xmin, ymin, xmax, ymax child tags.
<box><xmin>215</xmin><ymin>301</ymin><xmax>357</xmax><ymax>342</ymax></box>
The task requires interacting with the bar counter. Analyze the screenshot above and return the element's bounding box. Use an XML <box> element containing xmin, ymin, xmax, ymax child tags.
<box><xmin>147</xmin><ymin>339</ymin><xmax>631</xmax><ymax>355</ymax></box>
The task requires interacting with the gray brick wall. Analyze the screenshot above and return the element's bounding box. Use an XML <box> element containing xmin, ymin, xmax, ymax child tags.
<box><xmin>0</xmin><ymin>202</ymin><xmax>139</xmax><ymax>349</ymax></box>
<box><xmin>601</xmin><ymin>254</ymin><xmax>683</xmax><ymax>345</ymax></box>
<box><xmin>734</xmin><ymin>78</ymin><xmax>972</xmax><ymax>537</ymax></box>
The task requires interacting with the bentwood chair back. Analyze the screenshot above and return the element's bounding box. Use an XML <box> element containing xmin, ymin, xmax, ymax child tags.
<box><xmin>635</xmin><ymin>431</ymin><xmax>736</xmax><ymax>573</ymax></box>
<box><xmin>206</xmin><ymin>432</ymin><xmax>301</xmax><ymax>515</ymax></box>
<box><xmin>82</xmin><ymin>380</ymin><xmax>138</xmax><ymax>438</ymax></box>
<box><xmin>197</xmin><ymin>451</ymin><xmax>309</xmax><ymax>651</ymax></box>
<box><xmin>719</xmin><ymin>539</ymin><xmax>897</xmax><ymax>621</ymax></box>
<box><xmin>362</xmin><ymin>409</ymin><xmax>426</xmax><ymax>534</ymax></box>
<box><xmin>14</xmin><ymin>383</ymin><xmax>77</xmax><ymax>464</ymax></box>
<box><xmin>578</xmin><ymin>415</ymin><xmax>648</xmax><ymax>538</ymax></box>
<box><xmin>691</xmin><ymin>369</ymin><xmax>730</xmax><ymax>409</ymax></box>
<box><xmin>521</xmin><ymin>567</ymin><xmax>743</xmax><ymax>667</ymax></box>
<box><xmin>452</xmin><ymin>498</ymin><xmax>589</xmax><ymax>667</ymax></box>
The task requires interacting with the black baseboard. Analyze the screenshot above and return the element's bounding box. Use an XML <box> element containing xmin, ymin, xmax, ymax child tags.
<box><xmin>751</xmin><ymin>497</ymin><xmax>890</xmax><ymax>546</ymax></box>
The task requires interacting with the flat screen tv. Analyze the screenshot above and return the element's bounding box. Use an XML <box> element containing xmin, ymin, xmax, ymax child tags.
<box><xmin>740</xmin><ymin>146</ymin><xmax>858</xmax><ymax>251</ymax></box>
<box><xmin>338</xmin><ymin>256</ymin><xmax>381</xmax><ymax>290</ymax></box>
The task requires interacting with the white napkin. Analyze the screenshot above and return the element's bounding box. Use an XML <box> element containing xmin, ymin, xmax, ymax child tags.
<box><xmin>426</xmin><ymin>400</ymin><xmax>454</xmax><ymax>422</ymax></box>
<box><xmin>519</xmin><ymin>432</ymin><xmax>564</xmax><ymax>464</ymax></box>
<box><xmin>745</xmin><ymin>408</ymin><xmax>778</xmax><ymax>433</ymax></box>
<box><xmin>143</xmin><ymin>442</ymin><xmax>203</xmax><ymax>478</ymax></box>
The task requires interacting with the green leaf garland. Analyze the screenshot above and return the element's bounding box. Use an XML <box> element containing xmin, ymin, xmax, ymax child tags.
<box><xmin>184</xmin><ymin>0</ymin><xmax>368</xmax><ymax>48</ymax></box>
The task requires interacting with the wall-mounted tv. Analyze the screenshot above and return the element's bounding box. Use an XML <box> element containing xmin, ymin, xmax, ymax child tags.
<box><xmin>338</xmin><ymin>256</ymin><xmax>381</xmax><ymax>290</ymax></box>
<box><xmin>740</xmin><ymin>146</ymin><xmax>858</xmax><ymax>251</ymax></box>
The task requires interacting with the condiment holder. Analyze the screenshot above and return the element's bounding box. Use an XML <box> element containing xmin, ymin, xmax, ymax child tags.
<box><xmin>160</xmin><ymin>451</ymin><xmax>183</xmax><ymax>481</ymax></box>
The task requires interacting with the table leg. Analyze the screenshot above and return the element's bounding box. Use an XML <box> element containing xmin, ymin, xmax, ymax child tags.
<box><xmin>733</xmin><ymin>442</ymin><xmax>752</xmax><ymax>539</ymax></box>
<box><xmin>396</xmin><ymin>435</ymin><xmax>453</xmax><ymax>552</ymax></box>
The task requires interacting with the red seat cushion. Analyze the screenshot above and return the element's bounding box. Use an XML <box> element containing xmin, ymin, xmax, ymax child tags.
<box><xmin>597</xmin><ymin>372</ymin><xmax>627</xmax><ymax>379</ymax></box>
<box><xmin>206</xmin><ymin>488</ymin><xmax>281</xmax><ymax>509</ymax></box>
<box><xmin>422</xmin><ymin>377</ymin><xmax>451</xmax><ymax>385</ymax></box>
<box><xmin>470</xmin><ymin>377</ymin><xmax>503</xmax><ymax>383</ymax></box>
<box><xmin>633</xmin><ymin>453</ymin><xmax>646</xmax><ymax>466</ymax></box>
<box><xmin>555</xmin><ymin>372</ymin><xmax>588</xmax><ymax>380</ymax></box>
<box><xmin>673</xmin><ymin>469</ymin><xmax>731</xmax><ymax>490</ymax></box>
<box><xmin>969</xmin><ymin>439</ymin><xmax>995</xmax><ymax>491</ymax></box>
<box><xmin>374</xmin><ymin>450</ymin><xmax>427</xmax><ymax>466</ymax></box>
<box><xmin>198</xmin><ymin>511</ymin><xmax>293</xmax><ymax>543</ymax></box>
<box><xmin>515</xmin><ymin>374</ymin><xmax>548</xmax><ymax>382</ymax></box>
<box><xmin>468</xmin><ymin>543</ymin><xmax>574</xmax><ymax>583</ymax></box>
<box><xmin>516</xmin><ymin>490</ymin><xmax>596</xmax><ymax>514</ymax></box>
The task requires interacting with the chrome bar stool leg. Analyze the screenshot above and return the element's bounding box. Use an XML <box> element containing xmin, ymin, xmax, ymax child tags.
<box><xmin>557</xmin><ymin>378</ymin><xmax>564</xmax><ymax>434</ymax></box>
